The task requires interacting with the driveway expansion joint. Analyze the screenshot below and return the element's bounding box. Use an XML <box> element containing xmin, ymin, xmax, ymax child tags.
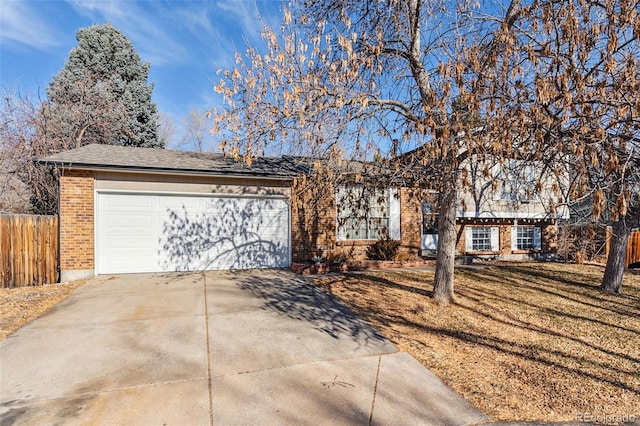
<box><xmin>367</xmin><ymin>355</ymin><xmax>382</xmax><ymax>426</ymax></box>
<box><xmin>0</xmin><ymin>377</ymin><xmax>210</xmax><ymax>406</ymax></box>
<box><xmin>202</xmin><ymin>272</ymin><xmax>214</xmax><ymax>426</ymax></box>
<box><xmin>210</xmin><ymin>351</ymin><xmax>399</xmax><ymax>378</ymax></box>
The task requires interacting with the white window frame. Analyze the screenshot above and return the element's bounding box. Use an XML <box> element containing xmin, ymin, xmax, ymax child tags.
<box><xmin>465</xmin><ymin>226</ymin><xmax>500</xmax><ymax>252</ymax></box>
<box><xmin>511</xmin><ymin>226</ymin><xmax>542</xmax><ymax>251</ymax></box>
<box><xmin>336</xmin><ymin>186</ymin><xmax>400</xmax><ymax>241</ymax></box>
<box><xmin>421</xmin><ymin>201</ymin><xmax>439</xmax><ymax>235</ymax></box>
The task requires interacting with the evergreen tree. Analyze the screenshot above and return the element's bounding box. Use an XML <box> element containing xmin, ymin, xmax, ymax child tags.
<box><xmin>46</xmin><ymin>24</ymin><xmax>161</xmax><ymax>148</ymax></box>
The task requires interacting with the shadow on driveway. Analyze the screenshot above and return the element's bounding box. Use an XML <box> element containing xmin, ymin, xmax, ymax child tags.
<box><xmin>233</xmin><ymin>270</ymin><xmax>389</xmax><ymax>345</ymax></box>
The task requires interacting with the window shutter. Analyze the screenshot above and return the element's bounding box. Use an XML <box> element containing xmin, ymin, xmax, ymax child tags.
<box><xmin>336</xmin><ymin>187</ymin><xmax>346</xmax><ymax>241</ymax></box>
<box><xmin>465</xmin><ymin>227</ymin><xmax>473</xmax><ymax>252</ymax></box>
<box><xmin>491</xmin><ymin>227</ymin><xmax>500</xmax><ymax>251</ymax></box>
<box><xmin>511</xmin><ymin>226</ymin><xmax>518</xmax><ymax>251</ymax></box>
<box><xmin>388</xmin><ymin>188</ymin><xmax>401</xmax><ymax>240</ymax></box>
<box><xmin>534</xmin><ymin>227</ymin><xmax>542</xmax><ymax>250</ymax></box>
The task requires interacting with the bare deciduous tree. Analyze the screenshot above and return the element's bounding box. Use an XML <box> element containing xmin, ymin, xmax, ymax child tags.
<box><xmin>477</xmin><ymin>0</ymin><xmax>640</xmax><ymax>292</ymax></box>
<box><xmin>157</xmin><ymin>112</ymin><xmax>178</xmax><ymax>149</ymax></box>
<box><xmin>0</xmin><ymin>91</ymin><xmax>37</xmax><ymax>213</ymax></box>
<box><xmin>213</xmin><ymin>0</ymin><xmax>526</xmax><ymax>304</ymax></box>
<box><xmin>181</xmin><ymin>108</ymin><xmax>210</xmax><ymax>152</ymax></box>
<box><xmin>0</xmin><ymin>90</ymin><xmax>61</xmax><ymax>214</ymax></box>
<box><xmin>214</xmin><ymin>0</ymin><xmax>640</xmax><ymax>297</ymax></box>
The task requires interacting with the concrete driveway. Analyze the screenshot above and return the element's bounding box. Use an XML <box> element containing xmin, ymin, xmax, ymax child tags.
<box><xmin>0</xmin><ymin>270</ymin><xmax>487</xmax><ymax>425</ymax></box>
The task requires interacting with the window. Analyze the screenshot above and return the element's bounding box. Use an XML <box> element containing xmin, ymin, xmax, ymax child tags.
<box><xmin>337</xmin><ymin>186</ymin><xmax>395</xmax><ymax>240</ymax></box>
<box><xmin>516</xmin><ymin>226</ymin><xmax>534</xmax><ymax>250</ymax></box>
<box><xmin>472</xmin><ymin>227</ymin><xmax>492</xmax><ymax>251</ymax></box>
<box><xmin>465</xmin><ymin>226</ymin><xmax>499</xmax><ymax>252</ymax></box>
<box><xmin>421</xmin><ymin>202</ymin><xmax>438</xmax><ymax>235</ymax></box>
<box><xmin>511</xmin><ymin>226</ymin><xmax>542</xmax><ymax>251</ymax></box>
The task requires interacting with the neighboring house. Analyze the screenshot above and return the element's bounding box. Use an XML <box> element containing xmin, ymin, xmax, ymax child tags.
<box><xmin>41</xmin><ymin>144</ymin><xmax>565</xmax><ymax>281</ymax></box>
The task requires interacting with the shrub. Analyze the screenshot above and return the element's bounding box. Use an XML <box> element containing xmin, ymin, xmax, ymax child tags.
<box><xmin>366</xmin><ymin>235</ymin><xmax>400</xmax><ymax>261</ymax></box>
<box><xmin>557</xmin><ymin>224</ymin><xmax>607</xmax><ymax>263</ymax></box>
<box><xmin>325</xmin><ymin>249</ymin><xmax>350</xmax><ymax>262</ymax></box>
<box><xmin>395</xmin><ymin>251</ymin><xmax>420</xmax><ymax>262</ymax></box>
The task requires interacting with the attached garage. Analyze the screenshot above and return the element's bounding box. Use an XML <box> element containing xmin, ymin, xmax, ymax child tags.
<box><xmin>96</xmin><ymin>192</ymin><xmax>290</xmax><ymax>274</ymax></box>
<box><xmin>40</xmin><ymin>144</ymin><xmax>299</xmax><ymax>281</ymax></box>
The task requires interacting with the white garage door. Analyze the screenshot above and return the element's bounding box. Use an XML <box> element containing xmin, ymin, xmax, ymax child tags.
<box><xmin>96</xmin><ymin>192</ymin><xmax>290</xmax><ymax>274</ymax></box>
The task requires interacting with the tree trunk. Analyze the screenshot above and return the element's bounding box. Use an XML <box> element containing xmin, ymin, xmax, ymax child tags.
<box><xmin>601</xmin><ymin>219</ymin><xmax>630</xmax><ymax>293</ymax></box>
<box><xmin>433</xmin><ymin>182</ymin><xmax>458</xmax><ymax>305</ymax></box>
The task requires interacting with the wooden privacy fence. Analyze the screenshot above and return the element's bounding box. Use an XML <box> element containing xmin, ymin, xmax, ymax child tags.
<box><xmin>0</xmin><ymin>214</ymin><xmax>59</xmax><ymax>287</ymax></box>
<box><xmin>628</xmin><ymin>230</ymin><xmax>640</xmax><ymax>267</ymax></box>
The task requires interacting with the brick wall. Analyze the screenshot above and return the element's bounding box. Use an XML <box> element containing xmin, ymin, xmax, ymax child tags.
<box><xmin>290</xmin><ymin>176</ymin><xmax>337</xmax><ymax>262</ymax></box>
<box><xmin>59</xmin><ymin>169</ymin><xmax>95</xmax><ymax>271</ymax></box>
<box><xmin>456</xmin><ymin>219</ymin><xmax>557</xmax><ymax>256</ymax></box>
<box><xmin>541</xmin><ymin>222</ymin><xmax>557</xmax><ymax>252</ymax></box>
<box><xmin>400</xmin><ymin>187</ymin><xmax>422</xmax><ymax>254</ymax></box>
<box><xmin>290</xmin><ymin>179</ymin><xmax>423</xmax><ymax>262</ymax></box>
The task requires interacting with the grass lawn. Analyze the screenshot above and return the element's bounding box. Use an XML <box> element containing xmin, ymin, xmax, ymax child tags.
<box><xmin>0</xmin><ymin>280</ymin><xmax>86</xmax><ymax>340</ymax></box>
<box><xmin>314</xmin><ymin>262</ymin><xmax>640</xmax><ymax>423</ymax></box>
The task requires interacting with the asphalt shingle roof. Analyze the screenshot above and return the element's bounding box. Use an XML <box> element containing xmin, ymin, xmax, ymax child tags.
<box><xmin>39</xmin><ymin>144</ymin><xmax>301</xmax><ymax>179</ymax></box>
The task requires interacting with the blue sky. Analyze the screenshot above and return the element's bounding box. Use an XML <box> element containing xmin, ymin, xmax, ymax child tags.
<box><xmin>0</xmin><ymin>0</ymin><xmax>284</xmax><ymax>148</ymax></box>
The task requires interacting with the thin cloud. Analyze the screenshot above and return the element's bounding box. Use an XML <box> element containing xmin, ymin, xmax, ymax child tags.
<box><xmin>205</xmin><ymin>1</ymin><xmax>281</xmax><ymax>69</ymax></box>
<box><xmin>66</xmin><ymin>0</ymin><xmax>189</xmax><ymax>65</ymax></box>
<box><xmin>172</xmin><ymin>5</ymin><xmax>216</xmax><ymax>39</ymax></box>
<box><xmin>215</xmin><ymin>1</ymin><xmax>267</xmax><ymax>42</ymax></box>
<box><xmin>0</xmin><ymin>1</ymin><xmax>60</xmax><ymax>50</ymax></box>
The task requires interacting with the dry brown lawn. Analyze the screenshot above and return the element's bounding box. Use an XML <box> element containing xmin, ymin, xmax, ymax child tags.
<box><xmin>0</xmin><ymin>280</ymin><xmax>86</xmax><ymax>340</ymax></box>
<box><xmin>314</xmin><ymin>262</ymin><xmax>640</xmax><ymax>423</ymax></box>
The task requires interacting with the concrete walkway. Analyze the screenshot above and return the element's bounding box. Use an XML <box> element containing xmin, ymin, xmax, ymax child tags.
<box><xmin>1</xmin><ymin>270</ymin><xmax>488</xmax><ymax>425</ymax></box>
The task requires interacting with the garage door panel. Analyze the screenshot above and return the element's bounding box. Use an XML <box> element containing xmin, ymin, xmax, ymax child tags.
<box><xmin>97</xmin><ymin>193</ymin><xmax>290</xmax><ymax>274</ymax></box>
<box><xmin>103</xmin><ymin>214</ymin><xmax>153</xmax><ymax>229</ymax></box>
<box><xmin>103</xmin><ymin>235</ymin><xmax>156</xmax><ymax>249</ymax></box>
<box><xmin>157</xmin><ymin>198</ymin><xmax>290</xmax><ymax>271</ymax></box>
<box><xmin>101</xmin><ymin>193</ymin><xmax>156</xmax><ymax>210</ymax></box>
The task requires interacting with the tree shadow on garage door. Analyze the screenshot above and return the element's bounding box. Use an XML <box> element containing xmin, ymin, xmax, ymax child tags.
<box><xmin>159</xmin><ymin>197</ymin><xmax>289</xmax><ymax>271</ymax></box>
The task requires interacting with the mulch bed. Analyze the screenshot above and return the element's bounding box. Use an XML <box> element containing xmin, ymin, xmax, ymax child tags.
<box><xmin>291</xmin><ymin>259</ymin><xmax>436</xmax><ymax>274</ymax></box>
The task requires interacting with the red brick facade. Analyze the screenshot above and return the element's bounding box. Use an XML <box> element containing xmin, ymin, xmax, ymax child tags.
<box><xmin>290</xmin><ymin>180</ymin><xmax>424</xmax><ymax>262</ymax></box>
<box><xmin>290</xmin><ymin>180</ymin><xmax>558</xmax><ymax>263</ymax></box>
<box><xmin>57</xmin><ymin>169</ymin><xmax>558</xmax><ymax>277</ymax></box>
<box><xmin>59</xmin><ymin>170</ymin><xmax>95</xmax><ymax>272</ymax></box>
<box><xmin>399</xmin><ymin>187</ymin><xmax>422</xmax><ymax>254</ymax></box>
<box><xmin>290</xmin><ymin>176</ymin><xmax>338</xmax><ymax>262</ymax></box>
<box><xmin>455</xmin><ymin>218</ymin><xmax>557</xmax><ymax>257</ymax></box>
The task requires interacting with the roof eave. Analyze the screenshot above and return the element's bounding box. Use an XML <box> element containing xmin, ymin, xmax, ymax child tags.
<box><xmin>39</xmin><ymin>161</ymin><xmax>297</xmax><ymax>181</ymax></box>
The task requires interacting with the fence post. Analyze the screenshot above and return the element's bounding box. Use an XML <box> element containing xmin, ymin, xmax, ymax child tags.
<box><xmin>626</xmin><ymin>230</ymin><xmax>640</xmax><ymax>268</ymax></box>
